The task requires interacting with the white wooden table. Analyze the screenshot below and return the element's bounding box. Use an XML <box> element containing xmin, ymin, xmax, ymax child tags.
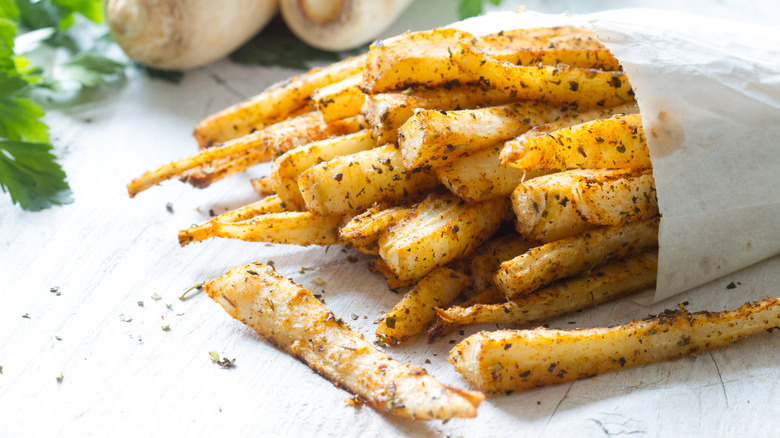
<box><xmin>2</xmin><ymin>1</ymin><xmax>779</xmax><ymax>436</ymax></box>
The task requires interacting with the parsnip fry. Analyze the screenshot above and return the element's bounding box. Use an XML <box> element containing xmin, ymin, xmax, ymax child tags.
<box><xmin>454</xmin><ymin>38</ymin><xmax>634</xmax><ymax>107</ymax></box>
<box><xmin>178</xmin><ymin>194</ymin><xmax>287</xmax><ymax>246</ymax></box>
<box><xmin>207</xmin><ymin>264</ymin><xmax>484</xmax><ymax>419</ymax></box>
<box><xmin>368</xmin><ymin>258</ymin><xmax>416</xmax><ymax>289</ymax></box>
<box><xmin>573</xmin><ymin>169</ymin><xmax>659</xmax><ymax>226</ymax></box>
<box><xmin>312</xmin><ymin>74</ymin><xmax>366</xmax><ymax>122</ymax></box>
<box><xmin>450</xmin><ymin>297</ymin><xmax>780</xmax><ymax>392</ymax></box>
<box><xmin>250</xmin><ymin>176</ymin><xmax>276</xmax><ymax>198</ymax></box>
<box><xmin>193</xmin><ymin>55</ymin><xmax>365</xmax><ymax>148</ymax></box>
<box><xmin>376</xmin><ymin>267</ymin><xmax>471</xmax><ymax>345</ymax></box>
<box><xmin>363</xmin><ymin>84</ymin><xmax>515</xmax><ymax>145</ymax></box>
<box><xmin>511</xmin><ymin>169</ymin><xmax>604</xmax><ymax>243</ymax></box>
<box><xmin>181</xmin><ymin>114</ymin><xmax>366</xmax><ymax>189</ymax></box>
<box><xmin>496</xmin><ymin>218</ymin><xmax>659</xmax><ymax>299</ymax></box>
<box><xmin>439</xmin><ymin>251</ymin><xmax>657</xmax><ymax>326</ymax></box>
<box><xmin>363</xmin><ymin>28</ymin><xmax>474</xmax><ymax>93</ymax></box>
<box><xmin>379</xmin><ymin>192</ymin><xmax>509</xmax><ymax>281</ymax></box>
<box><xmin>436</xmin><ymin>145</ymin><xmax>550</xmax><ymax>203</ymax></box>
<box><xmin>298</xmin><ymin>144</ymin><xmax>440</xmax><ymax>216</ymax></box>
<box><xmin>339</xmin><ymin>203</ymin><xmax>412</xmax><ymax>249</ymax></box>
<box><xmin>427</xmin><ymin>286</ymin><xmax>506</xmax><ymax>343</ymax></box>
<box><xmin>457</xmin><ymin>234</ymin><xmax>539</xmax><ymax>292</ymax></box>
<box><xmin>272</xmin><ymin>130</ymin><xmax>376</xmax><ymax>209</ymax></box>
<box><xmin>210</xmin><ymin>211</ymin><xmax>343</xmax><ymax>246</ymax></box>
<box><xmin>127</xmin><ymin>112</ymin><xmax>364</xmax><ymax>196</ymax></box>
<box><xmin>470</xmin><ymin>27</ymin><xmax>621</xmax><ymax>70</ymax></box>
<box><xmin>399</xmin><ymin>101</ymin><xmax>570</xmax><ymax>170</ymax></box>
<box><xmin>502</xmin><ymin>113</ymin><xmax>649</xmax><ymax>171</ymax></box>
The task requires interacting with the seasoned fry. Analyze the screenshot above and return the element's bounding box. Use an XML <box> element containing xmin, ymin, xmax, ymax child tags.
<box><xmin>469</xmin><ymin>27</ymin><xmax>621</xmax><ymax>70</ymax></box>
<box><xmin>193</xmin><ymin>55</ymin><xmax>365</xmax><ymax>148</ymax></box>
<box><xmin>181</xmin><ymin>114</ymin><xmax>366</xmax><ymax>189</ymax></box>
<box><xmin>399</xmin><ymin>101</ymin><xmax>571</xmax><ymax>170</ymax></box>
<box><xmin>209</xmin><ymin>211</ymin><xmax>343</xmax><ymax>246</ymax></box>
<box><xmin>449</xmin><ymin>297</ymin><xmax>780</xmax><ymax>392</ymax></box>
<box><xmin>127</xmin><ymin>112</ymin><xmax>364</xmax><ymax>196</ymax></box>
<box><xmin>298</xmin><ymin>144</ymin><xmax>440</xmax><ymax>216</ymax></box>
<box><xmin>438</xmin><ymin>251</ymin><xmax>657</xmax><ymax>326</ymax></box>
<box><xmin>339</xmin><ymin>203</ymin><xmax>412</xmax><ymax>249</ymax></box>
<box><xmin>501</xmin><ymin>113</ymin><xmax>649</xmax><ymax>171</ymax></box>
<box><xmin>454</xmin><ymin>37</ymin><xmax>634</xmax><ymax>107</ymax></box>
<box><xmin>363</xmin><ymin>84</ymin><xmax>516</xmax><ymax>145</ymax></box>
<box><xmin>311</xmin><ymin>74</ymin><xmax>366</xmax><ymax>122</ymax></box>
<box><xmin>178</xmin><ymin>194</ymin><xmax>288</xmax><ymax>246</ymax></box>
<box><xmin>379</xmin><ymin>192</ymin><xmax>509</xmax><ymax>281</ymax></box>
<box><xmin>272</xmin><ymin>130</ymin><xmax>376</xmax><ymax>209</ymax></box>
<box><xmin>362</xmin><ymin>28</ymin><xmax>473</xmax><ymax>94</ymax></box>
<box><xmin>456</xmin><ymin>234</ymin><xmax>539</xmax><ymax>293</ymax></box>
<box><xmin>368</xmin><ymin>258</ymin><xmax>416</xmax><ymax>289</ymax></box>
<box><xmin>511</xmin><ymin>169</ymin><xmax>602</xmax><ymax>243</ymax></box>
<box><xmin>436</xmin><ymin>145</ymin><xmax>550</xmax><ymax>203</ymax></box>
<box><xmin>376</xmin><ymin>267</ymin><xmax>471</xmax><ymax>345</ymax></box>
<box><xmin>573</xmin><ymin>169</ymin><xmax>658</xmax><ymax>226</ymax></box>
<box><xmin>207</xmin><ymin>264</ymin><xmax>484</xmax><ymax>419</ymax></box>
<box><xmin>250</xmin><ymin>176</ymin><xmax>275</xmax><ymax>198</ymax></box>
<box><xmin>496</xmin><ymin>218</ymin><xmax>659</xmax><ymax>299</ymax></box>
<box><xmin>427</xmin><ymin>286</ymin><xmax>506</xmax><ymax>343</ymax></box>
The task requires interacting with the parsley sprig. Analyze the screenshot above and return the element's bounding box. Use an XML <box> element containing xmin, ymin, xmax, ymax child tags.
<box><xmin>0</xmin><ymin>0</ymin><xmax>126</xmax><ymax>211</ymax></box>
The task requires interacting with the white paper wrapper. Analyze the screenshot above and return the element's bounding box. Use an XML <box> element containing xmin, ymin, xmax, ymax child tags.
<box><xmin>452</xmin><ymin>9</ymin><xmax>780</xmax><ymax>302</ymax></box>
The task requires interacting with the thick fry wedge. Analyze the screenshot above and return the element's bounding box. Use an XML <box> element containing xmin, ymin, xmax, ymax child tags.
<box><xmin>376</xmin><ymin>267</ymin><xmax>471</xmax><ymax>345</ymax></box>
<box><xmin>363</xmin><ymin>28</ymin><xmax>474</xmax><ymax>94</ymax></box>
<box><xmin>250</xmin><ymin>176</ymin><xmax>276</xmax><ymax>198</ymax></box>
<box><xmin>511</xmin><ymin>169</ymin><xmax>604</xmax><ymax>243</ymax></box>
<box><xmin>368</xmin><ymin>258</ymin><xmax>416</xmax><ymax>289</ymax></box>
<box><xmin>501</xmin><ymin>113</ymin><xmax>649</xmax><ymax>171</ymax></box>
<box><xmin>456</xmin><ymin>234</ymin><xmax>539</xmax><ymax>292</ymax></box>
<box><xmin>455</xmin><ymin>38</ymin><xmax>634</xmax><ymax>107</ymax></box>
<box><xmin>496</xmin><ymin>218</ymin><xmax>659</xmax><ymax>299</ymax></box>
<box><xmin>573</xmin><ymin>169</ymin><xmax>658</xmax><ymax>226</ymax></box>
<box><xmin>363</xmin><ymin>84</ymin><xmax>516</xmax><ymax>145</ymax></box>
<box><xmin>427</xmin><ymin>286</ymin><xmax>506</xmax><ymax>343</ymax></box>
<box><xmin>468</xmin><ymin>27</ymin><xmax>621</xmax><ymax>70</ymax></box>
<box><xmin>298</xmin><ymin>144</ymin><xmax>440</xmax><ymax>216</ymax></box>
<box><xmin>178</xmin><ymin>194</ymin><xmax>288</xmax><ymax>246</ymax></box>
<box><xmin>399</xmin><ymin>101</ymin><xmax>572</xmax><ymax>170</ymax></box>
<box><xmin>311</xmin><ymin>74</ymin><xmax>366</xmax><ymax>122</ymax></box>
<box><xmin>339</xmin><ymin>203</ymin><xmax>412</xmax><ymax>249</ymax></box>
<box><xmin>193</xmin><ymin>55</ymin><xmax>365</xmax><ymax>148</ymax></box>
<box><xmin>450</xmin><ymin>296</ymin><xmax>780</xmax><ymax>392</ymax></box>
<box><xmin>209</xmin><ymin>211</ymin><xmax>343</xmax><ymax>246</ymax></box>
<box><xmin>272</xmin><ymin>130</ymin><xmax>376</xmax><ymax>209</ymax></box>
<box><xmin>207</xmin><ymin>264</ymin><xmax>484</xmax><ymax>419</ymax></box>
<box><xmin>438</xmin><ymin>251</ymin><xmax>657</xmax><ymax>326</ymax></box>
<box><xmin>436</xmin><ymin>145</ymin><xmax>550</xmax><ymax>203</ymax></box>
<box><xmin>379</xmin><ymin>192</ymin><xmax>509</xmax><ymax>281</ymax></box>
<box><xmin>181</xmin><ymin>114</ymin><xmax>366</xmax><ymax>189</ymax></box>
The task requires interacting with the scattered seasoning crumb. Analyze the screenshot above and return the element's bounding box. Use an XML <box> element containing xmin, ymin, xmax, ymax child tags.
<box><xmin>151</xmin><ymin>293</ymin><xmax>162</xmax><ymax>301</ymax></box>
<box><xmin>726</xmin><ymin>282</ymin><xmax>737</xmax><ymax>289</ymax></box>
<box><xmin>137</xmin><ymin>301</ymin><xmax>144</xmax><ymax>307</ymax></box>
<box><xmin>345</xmin><ymin>394</ymin><xmax>364</xmax><ymax>407</ymax></box>
<box><xmin>120</xmin><ymin>314</ymin><xmax>132</xmax><ymax>322</ymax></box>
<box><xmin>180</xmin><ymin>281</ymin><xmax>205</xmax><ymax>300</ymax></box>
<box><xmin>266</xmin><ymin>260</ymin><xmax>275</xmax><ymax>267</ymax></box>
<box><xmin>568</xmin><ymin>321</ymin><xmax>576</xmax><ymax>324</ymax></box>
<box><xmin>537</xmin><ymin>401</ymin><xmax>541</xmax><ymax>405</ymax></box>
<box><xmin>311</xmin><ymin>278</ymin><xmax>326</xmax><ymax>286</ymax></box>
<box><xmin>166</xmin><ymin>202</ymin><xmax>174</xmax><ymax>213</ymax></box>
<box><xmin>351</xmin><ymin>314</ymin><xmax>359</xmax><ymax>320</ymax></box>
<box><xmin>22</xmin><ymin>313</ymin><xmax>30</xmax><ymax>319</ymax></box>
<box><xmin>55</xmin><ymin>336</ymin><xmax>62</xmax><ymax>341</ymax></box>
<box><xmin>166</xmin><ymin>303</ymin><xmax>173</xmax><ymax>310</ymax></box>
<box><xmin>50</xmin><ymin>286</ymin><xmax>60</xmax><ymax>295</ymax></box>
<box><xmin>346</xmin><ymin>256</ymin><xmax>358</xmax><ymax>263</ymax></box>
<box><xmin>209</xmin><ymin>208</ymin><xmax>216</xmax><ymax>217</ymax></box>
<box><xmin>424</xmin><ymin>359</ymin><xmax>431</xmax><ymax>364</ymax></box>
<box><xmin>209</xmin><ymin>351</ymin><xmax>220</xmax><ymax>363</ymax></box>
<box><xmin>161</xmin><ymin>324</ymin><xmax>171</xmax><ymax>331</ymax></box>
<box><xmin>56</xmin><ymin>372</ymin><xmax>63</xmax><ymax>383</ymax></box>
<box><xmin>449</xmin><ymin>339</ymin><xmax>456</xmax><ymax>344</ymax></box>
<box><xmin>0</xmin><ymin>365</ymin><xmax>3</xmax><ymax>373</ymax></box>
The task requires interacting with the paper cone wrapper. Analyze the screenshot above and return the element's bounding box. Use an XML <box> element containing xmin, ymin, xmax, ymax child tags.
<box><xmin>452</xmin><ymin>9</ymin><xmax>780</xmax><ymax>302</ymax></box>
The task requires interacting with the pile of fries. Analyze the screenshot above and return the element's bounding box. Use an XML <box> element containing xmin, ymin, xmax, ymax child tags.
<box><xmin>128</xmin><ymin>25</ymin><xmax>780</xmax><ymax>420</ymax></box>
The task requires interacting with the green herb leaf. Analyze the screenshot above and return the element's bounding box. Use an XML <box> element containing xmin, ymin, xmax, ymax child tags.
<box><xmin>141</xmin><ymin>65</ymin><xmax>184</xmax><ymax>84</ymax></box>
<box><xmin>230</xmin><ymin>17</ymin><xmax>341</xmax><ymax>70</ymax></box>
<box><xmin>0</xmin><ymin>0</ymin><xmax>19</xmax><ymax>21</ymax></box>
<box><xmin>58</xmin><ymin>51</ymin><xmax>124</xmax><ymax>87</ymax></box>
<box><xmin>53</xmin><ymin>0</ymin><xmax>103</xmax><ymax>24</ymax></box>
<box><xmin>458</xmin><ymin>0</ymin><xmax>503</xmax><ymax>19</ymax></box>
